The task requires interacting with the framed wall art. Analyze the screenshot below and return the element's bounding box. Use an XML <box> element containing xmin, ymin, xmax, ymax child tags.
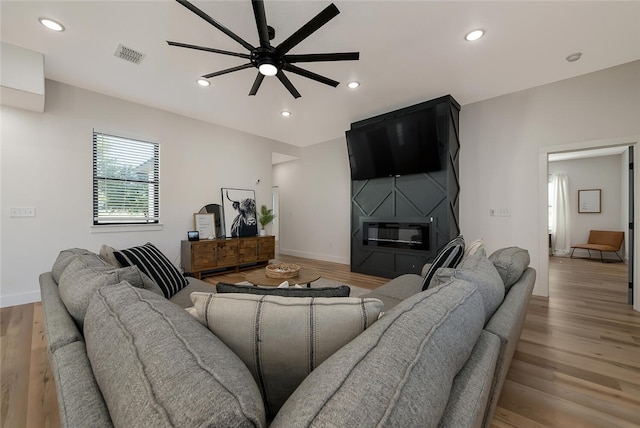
<box><xmin>578</xmin><ymin>189</ymin><xmax>601</xmax><ymax>213</ymax></box>
<box><xmin>221</xmin><ymin>188</ymin><xmax>258</xmax><ymax>237</ymax></box>
<box><xmin>194</xmin><ymin>213</ymin><xmax>216</xmax><ymax>239</ymax></box>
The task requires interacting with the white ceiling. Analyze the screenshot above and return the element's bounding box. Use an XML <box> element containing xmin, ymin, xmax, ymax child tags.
<box><xmin>2</xmin><ymin>1</ymin><xmax>639</xmax><ymax>147</ymax></box>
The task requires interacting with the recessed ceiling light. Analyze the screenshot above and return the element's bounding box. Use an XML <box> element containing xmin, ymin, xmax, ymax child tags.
<box><xmin>39</xmin><ymin>17</ymin><xmax>65</xmax><ymax>32</ymax></box>
<box><xmin>347</xmin><ymin>81</ymin><xmax>360</xmax><ymax>89</ymax></box>
<box><xmin>281</xmin><ymin>111</ymin><xmax>291</xmax><ymax>117</ymax></box>
<box><xmin>566</xmin><ymin>52</ymin><xmax>582</xmax><ymax>62</ymax></box>
<box><xmin>197</xmin><ymin>78</ymin><xmax>210</xmax><ymax>87</ymax></box>
<box><xmin>465</xmin><ymin>29</ymin><xmax>484</xmax><ymax>41</ymax></box>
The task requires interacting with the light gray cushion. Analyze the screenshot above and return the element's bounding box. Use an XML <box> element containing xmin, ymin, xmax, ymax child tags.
<box><xmin>168</xmin><ymin>277</ymin><xmax>215</xmax><ymax>308</ymax></box>
<box><xmin>84</xmin><ymin>282</ymin><xmax>266</xmax><ymax>428</ymax></box>
<box><xmin>430</xmin><ymin>253</ymin><xmax>505</xmax><ymax>322</ymax></box>
<box><xmin>58</xmin><ymin>257</ymin><xmax>162</xmax><ymax>326</ymax></box>
<box><xmin>51</xmin><ymin>249</ymin><xmax>105</xmax><ymax>283</ymax></box>
<box><xmin>99</xmin><ymin>244</ymin><xmax>122</xmax><ymax>267</ymax></box>
<box><xmin>489</xmin><ymin>247</ymin><xmax>531</xmax><ymax>289</ymax></box>
<box><xmin>191</xmin><ymin>292</ymin><xmax>383</xmax><ymax>416</ymax></box>
<box><xmin>271</xmin><ymin>279</ymin><xmax>485</xmax><ymax>427</ymax></box>
<box><xmin>463</xmin><ymin>238</ymin><xmax>485</xmax><ymax>259</ymax></box>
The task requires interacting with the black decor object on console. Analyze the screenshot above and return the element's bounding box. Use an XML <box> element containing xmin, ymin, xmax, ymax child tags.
<box><xmin>349</xmin><ymin>95</ymin><xmax>460</xmax><ymax>279</ymax></box>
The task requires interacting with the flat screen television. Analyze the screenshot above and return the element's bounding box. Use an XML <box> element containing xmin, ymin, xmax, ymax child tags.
<box><xmin>346</xmin><ymin>106</ymin><xmax>441</xmax><ymax>180</ymax></box>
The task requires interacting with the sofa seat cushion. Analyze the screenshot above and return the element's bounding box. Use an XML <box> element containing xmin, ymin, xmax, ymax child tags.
<box><xmin>489</xmin><ymin>247</ymin><xmax>531</xmax><ymax>290</ymax></box>
<box><xmin>216</xmin><ymin>282</ymin><xmax>351</xmax><ymax>298</ymax></box>
<box><xmin>422</xmin><ymin>235</ymin><xmax>466</xmax><ymax>290</ymax></box>
<box><xmin>360</xmin><ymin>274</ymin><xmax>423</xmax><ymax>310</ymax></box>
<box><xmin>84</xmin><ymin>282</ymin><xmax>266</xmax><ymax>428</ymax></box>
<box><xmin>190</xmin><ymin>292</ymin><xmax>383</xmax><ymax>417</ymax></box>
<box><xmin>271</xmin><ymin>279</ymin><xmax>485</xmax><ymax>427</ymax></box>
<box><xmin>114</xmin><ymin>242</ymin><xmax>188</xmax><ymax>298</ymax></box>
<box><xmin>430</xmin><ymin>253</ymin><xmax>505</xmax><ymax>322</ymax></box>
<box><xmin>58</xmin><ymin>257</ymin><xmax>161</xmax><ymax>326</ymax></box>
<box><xmin>168</xmin><ymin>277</ymin><xmax>215</xmax><ymax>308</ymax></box>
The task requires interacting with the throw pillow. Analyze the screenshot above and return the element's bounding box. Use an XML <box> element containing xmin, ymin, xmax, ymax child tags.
<box><xmin>489</xmin><ymin>247</ymin><xmax>530</xmax><ymax>290</ymax></box>
<box><xmin>216</xmin><ymin>282</ymin><xmax>351</xmax><ymax>298</ymax></box>
<box><xmin>114</xmin><ymin>242</ymin><xmax>188</xmax><ymax>299</ymax></box>
<box><xmin>99</xmin><ymin>244</ymin><xmax>122</xmax><ymax>267</ymax></box>
<box><xmin>429</xmin><ymin>253</ymin><xmax>505</xmax><ymax>322</ymax></box>
<box><xmin>190</xmin><ymin>292</ymin><xmax>383</xmax><ymax>417</ymax></box>
<box><xmin>463</xmin><ymin>238</ymin><xmax>485</xmax><ymax>259</ymax></box>
<box><xmin>58</xmin><ymin>257</ymin><xmax>158</xmax><ymax>326</ymax></box>
<box><xmin>421</xmin><ymin>235</ymin><xmax>465</xmax><ymax>290</ymax></box>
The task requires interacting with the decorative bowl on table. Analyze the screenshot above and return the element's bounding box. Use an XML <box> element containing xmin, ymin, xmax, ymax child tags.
<box><xmin>265</xmin><ymin>263</ymin><xmax>300</xmax><ymax>278</ymax></box>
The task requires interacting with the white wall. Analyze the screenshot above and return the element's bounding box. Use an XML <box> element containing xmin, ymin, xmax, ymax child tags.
<box><xmin>460</xmin><ymin>60</ymin><xmax>640</xmax><ymax>300</ymax></box>
<box><xmin>549</xmin><ymin>155</ymin><xmax>625</xmax><ymax>258</ymax></box>
<box><xmin>0</xmin><ymin>79</ymin><xmax>299</xmax><ymax>307</ymax></box>
<box><xmin>273</xmin><ymin>137</ymin><xmax>351</xmax><ymax>264</ymax></box>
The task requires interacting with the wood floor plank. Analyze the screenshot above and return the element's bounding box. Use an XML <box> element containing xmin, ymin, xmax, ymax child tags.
<box><xmin>2</xmin><ymin>254</ymin><xmax>639</xmax><ymax>427</ymax></box>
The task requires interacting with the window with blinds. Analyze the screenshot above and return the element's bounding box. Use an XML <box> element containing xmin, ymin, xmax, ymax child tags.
<box><xmin>93</xmin><ymin>132</ymin><xmax>159</xmax><ymax>225</ymax></box>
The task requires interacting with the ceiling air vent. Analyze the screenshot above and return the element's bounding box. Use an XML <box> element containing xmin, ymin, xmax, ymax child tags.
<box><xmin>114</xmin><ymin>44</ymin><xmax>145</xmax><ymax>65</ymax></box>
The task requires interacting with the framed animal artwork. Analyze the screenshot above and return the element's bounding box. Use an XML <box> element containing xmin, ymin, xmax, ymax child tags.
<box><xmin>221</xmin><ymin>188</ymin><xmax>258</xmax><ymax>238</ymax></box>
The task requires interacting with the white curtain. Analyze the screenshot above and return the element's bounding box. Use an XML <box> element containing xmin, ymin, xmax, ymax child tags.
<box><xmin>552</xmin><ymin>173</ymin><xmax>571</xmax><ymax>256</ymax></box>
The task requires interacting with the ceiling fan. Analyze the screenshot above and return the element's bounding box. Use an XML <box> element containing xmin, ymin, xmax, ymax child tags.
<box><xmin>167</xmin><ymin>0</ymin><xmax>359</xmax><ymax>99</ymax></box>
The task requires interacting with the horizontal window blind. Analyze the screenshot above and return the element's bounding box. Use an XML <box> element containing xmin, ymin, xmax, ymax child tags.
<box><xmin>93</xmin><ymin>132</ymin><xmax>159</xmax><ymax>225</ymax></box>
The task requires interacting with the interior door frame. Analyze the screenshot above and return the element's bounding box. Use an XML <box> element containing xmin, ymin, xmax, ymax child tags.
<box><xmin>538</xmin><ymin>135</ymin><xmax>640</xmax><ymax>312</ymax></box>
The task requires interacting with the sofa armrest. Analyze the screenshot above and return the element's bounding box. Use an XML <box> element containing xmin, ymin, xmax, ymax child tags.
<box><xmin>39</xmin><ymin>272</ymin><xmax>84</xmax><ymax>354</ymax></box>
<box><xmin>481</xmin><ymin>267</ymin><xmax>536</xmax><ymax>426</ymax></box>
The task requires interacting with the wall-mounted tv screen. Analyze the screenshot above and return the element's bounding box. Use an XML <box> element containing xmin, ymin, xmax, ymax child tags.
<box><xmin>346</xmin><ymin>106</ymin><xmax>441</xmax><ymax>180</ymax></box>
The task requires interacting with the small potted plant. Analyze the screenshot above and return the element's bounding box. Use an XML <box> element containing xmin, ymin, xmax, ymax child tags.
<box><xmin>258</xmin><ymin>204</ymin><xmax>276</xmax><ymax>236</ymax></box>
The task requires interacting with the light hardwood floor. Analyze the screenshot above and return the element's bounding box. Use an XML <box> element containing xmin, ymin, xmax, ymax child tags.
<box><xmin>1</xmin><ymin>255</ymin><xmax>638</xmax><ymax>427</ymax></box>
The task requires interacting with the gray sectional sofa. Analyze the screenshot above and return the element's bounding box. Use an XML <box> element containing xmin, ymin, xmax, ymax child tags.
<box><xmin>40</xmin><ymin>244</ymin><xmax>535</xmax><ymax>427</ymax></box>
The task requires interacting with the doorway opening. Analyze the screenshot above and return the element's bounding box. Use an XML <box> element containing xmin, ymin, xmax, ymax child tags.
<box><xmin>539</xmin><ymin>138</ymin><xmax>640</xmax><ymax>311</ymax></box>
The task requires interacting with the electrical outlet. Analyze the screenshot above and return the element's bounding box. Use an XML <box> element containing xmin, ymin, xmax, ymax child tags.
<box><xmin>10</xmin><ymin>207</ymin><xmax>36</xmax><ymax>217</ymax></box>
<box><xmin>490</xmin><ymin>208</ymin><xmax>511</xmax><ymax>217</ymax></box>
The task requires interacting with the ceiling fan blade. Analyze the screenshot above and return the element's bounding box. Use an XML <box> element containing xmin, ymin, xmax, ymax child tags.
<box><xmin>276</xmin><ymin>71</ymin><xmax>301</xmax><ymax>99</ymax></box>
<box><xmin>249</xmin><ymin>73</ymin><xmax>265</xmax><ymax>96</ymax></box>
<box><xmin>251</xmin><ymin>0</ymin><xmax>270</xmax><ymax>48</ymax></box>
<box><xmin>167</xmin><ymin>41</ymin><xmax>251</xmax><ymax>59</ymax></box>
<box><xmin>276</xmin><ymin>3</ymin><xmax>339</xmax><ymax>55</ymax></box>
<box><xmin>175</xmin><ymin>0</ymin><xmax>255</xmax><ymax>52</ymax></box>
<box><xmin>285</xmin><ymin>52</ymin><xmax>359</xmax><ymax>63</ymax></box>
<box><xmin>283</xmin><ymin>64</ymin><xmax>339</xmax><ymax>87</ymax></box>
<box><xmin>202</xmin><ymin>63</ymin><xmax>254</xmax><ymax>79</ymax></box>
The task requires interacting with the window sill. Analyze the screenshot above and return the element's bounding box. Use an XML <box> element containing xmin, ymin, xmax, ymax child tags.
<box><xmin>90</xmin><ymin>224</ymin><xmax>164</xmax><ymax>234</ymax></box>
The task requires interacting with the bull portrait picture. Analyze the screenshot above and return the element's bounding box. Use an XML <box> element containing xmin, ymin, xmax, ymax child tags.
<box><xmin>221</xmin><ymin>188</ymin><xmax>258</xmax><ymax>238</ymax></box>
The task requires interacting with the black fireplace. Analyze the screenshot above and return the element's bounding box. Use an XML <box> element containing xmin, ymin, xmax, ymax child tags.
<box><xmin>362</xmin><ymin>220</ymin><xmax>429</xmax><ymax>251</ymax></box>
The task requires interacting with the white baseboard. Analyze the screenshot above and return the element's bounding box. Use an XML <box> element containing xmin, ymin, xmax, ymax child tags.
<box><xmin>278</xmin><ymin>248</ymin><xmax>350</xmax><ymax>265</ymax></box>
<box><xmin>0</xmin><ymin>290</ymin><xmax>41</xmax><ymax>308</ymax></box>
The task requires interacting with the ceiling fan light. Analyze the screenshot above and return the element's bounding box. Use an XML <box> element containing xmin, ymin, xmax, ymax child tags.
<box><xmin>39</xmin><ymin>17</ymin><xmax>65</xmax><ymax>32</ymax></box>
<box><xmin>465</xmin><ymin>29</ymin><xmax>484</xmax><ymax>41</ymax></box>
<box><xmin>259</xmin><ymin>63</ymin><xmax>278</xmax><ymax>76</ymax></box>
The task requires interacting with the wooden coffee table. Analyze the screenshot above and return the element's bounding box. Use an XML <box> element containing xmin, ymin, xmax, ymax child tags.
<box><xmin>245</xmin><ymin>268</ymin><xmax>321</xmax><ymax>288</ymax></box>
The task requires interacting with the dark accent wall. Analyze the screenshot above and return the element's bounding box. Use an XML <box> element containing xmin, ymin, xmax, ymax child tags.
<box><xmin>350</xmin><ymin>95</ymin><xmax>460</xmax><ymax>278</ymax></box>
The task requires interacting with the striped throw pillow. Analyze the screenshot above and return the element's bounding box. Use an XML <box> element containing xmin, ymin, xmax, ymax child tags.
<box><xmin>421</xmin><ymin>235</ymin><xmax>465</xmax><ymax>290</ymax></box>
<box><xmin>115</xmin><ymin>243</ymin><xmax>188</xmax><ymax>298</ymax></box>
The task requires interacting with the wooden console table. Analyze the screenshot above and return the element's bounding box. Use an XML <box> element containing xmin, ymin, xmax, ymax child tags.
<box><xmin>181</xmin><ymin>236</ymin><xmax>275</xmax><ymax>279</ymax></box>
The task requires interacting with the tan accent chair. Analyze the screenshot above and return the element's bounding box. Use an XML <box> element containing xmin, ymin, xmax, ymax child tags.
<box><xmin>570</xmin><ymin>230</ymin><xmax>624</xmax><ymax>262</ymax></box>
